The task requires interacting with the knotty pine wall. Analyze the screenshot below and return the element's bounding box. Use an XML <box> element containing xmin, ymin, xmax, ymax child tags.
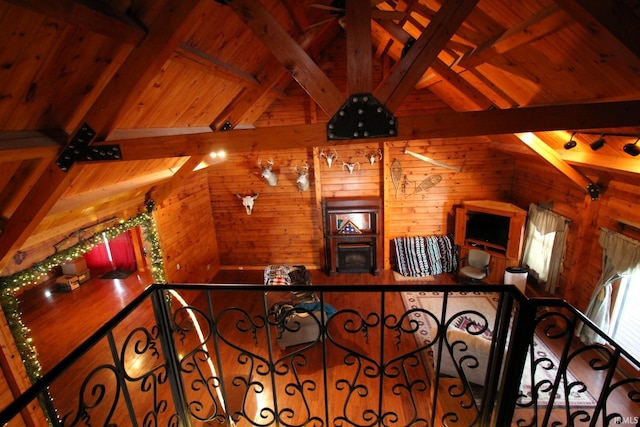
<box><xmin>206</xmin><ymin>137</ymin><xmax>516</xmax><ymax>271</ymax></box>
<box><xmin>155</xmin><ymin>169</ymin><xmax>219</xmax><ymax>284</ymax></box>
<box><xmin>511</xmin><ymin>155</ymin><xmax>640</xmax><ymax>312</ymax></box>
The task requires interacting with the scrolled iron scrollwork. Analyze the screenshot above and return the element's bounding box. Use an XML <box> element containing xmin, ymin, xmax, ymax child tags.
<box><xmin>119</xmin><ymin>325</ymin><xmax>175</xmax><ymax>424</ymax></box>
<box><xmin>170</xmin><ymin>304</ymin><xmax>226</xmax><ymax>423</ymax></box>
<box><xmin>60</xmin><ymin>364</ymin><xmax>121</xmax><ymax>426</ymax></box>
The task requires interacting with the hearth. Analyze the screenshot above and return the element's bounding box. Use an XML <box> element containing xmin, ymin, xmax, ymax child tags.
<box><xmin>337</xmin><ymin>243</ymin><xmax>373</xmax><ymax>273</ymax></box>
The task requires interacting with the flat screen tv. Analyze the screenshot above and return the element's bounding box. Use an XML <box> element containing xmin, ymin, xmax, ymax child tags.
<box><xmin>464</xmin><ymin>212</ymin><xmax>510</xmax><ymax>248</ymax></box>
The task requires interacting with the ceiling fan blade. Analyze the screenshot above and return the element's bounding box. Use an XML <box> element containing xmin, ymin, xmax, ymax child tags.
<box><xmin>308</xmin><ymin>4</ymin><xmax>345</xmax><ymax>12</ymax></box>
<box><xmin>304</xmin><ymin>16</ymin><xmax>337</xmax><ymax>30</ymax></box>
<box><xmin>371</xmin><ymin>10</ymin><xmax>405</xmax><ymax>20</ymax></box>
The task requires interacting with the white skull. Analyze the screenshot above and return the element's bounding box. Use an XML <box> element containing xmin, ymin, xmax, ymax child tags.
<box><xmin>236</xmin><ymin>193</ymin><xmax>259</xmax><ymax>215</ymax></box>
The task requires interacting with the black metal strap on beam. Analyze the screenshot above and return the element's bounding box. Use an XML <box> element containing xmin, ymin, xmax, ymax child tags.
<box><xmin>56</xmin><ymin>123</ymin><xmax>121</xmax><ymax>172</ymax></box>
<box><xmin>327</xmin><ymin>93</ymin><xmax>397</xmax><ymax>140</ymax></box>
<box><xmin>587</xmin><ymin>183</ymin><xmax>600</xmax><ymax>200</ymax></box>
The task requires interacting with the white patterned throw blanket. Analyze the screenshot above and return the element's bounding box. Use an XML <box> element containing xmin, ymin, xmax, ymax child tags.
<box><xmin>400</xmin><ymin>291</ymin><xmax>598</xmax><ymax>408</ymax></box>
<box><xmin>393</xmin><ymin>234</ymin><xmax>457</xmax><ymax>277</ymax></box>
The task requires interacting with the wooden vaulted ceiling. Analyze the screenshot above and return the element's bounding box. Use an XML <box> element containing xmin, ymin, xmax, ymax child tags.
<box><xmin>1</xmin><ymin>0</ymin><xmax>640</xmax><ymax>270</ymax></box>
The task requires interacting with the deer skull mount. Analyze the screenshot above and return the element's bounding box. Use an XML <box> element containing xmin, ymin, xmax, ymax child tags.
<box><xmin>364</xmin><ymin>149</ymin><xmax>383</xmax><ymax>165</ymax></box>
<box><xmin>343</xmin><ymin>159</ymin><xmax>360</xmax><ymax>174</ymax></box>
<box><xmin>258</xmin><ymin>158</ymin><xmax>278</xmax><ymax>186</ymax></box>
<box><xmin>236</xmin><ymin>193</ymin><xmax>259</xmax><ymax>215</ymax></box>
<box><xmin>295</xmin><ymin>162</ymin><xmax>310</xmax><ymax>192</ymax></box>
<box><xmin>319</xmin><ymin>149</ymin><xmax>338</xmax><ymax>168</ymax></box>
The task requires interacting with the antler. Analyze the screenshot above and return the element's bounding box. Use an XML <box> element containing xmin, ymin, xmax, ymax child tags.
<box><xmin>295</xmin><ymin>162</ymin><xmax>310</xmax><ymax>175</ymax></box>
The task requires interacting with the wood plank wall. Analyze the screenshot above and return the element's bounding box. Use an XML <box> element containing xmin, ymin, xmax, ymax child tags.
<box><xmin>511</xmin><ymin>156</ymin><xmax>640</xmax><ymax>311</ymax></box>
<box><xmin>383</xmin><ymin>139</ymin><xmax>516</xmax><ymax>269</ymax></box>
<box><xmin>207</xmin><ymin>147</ymin><xmax>321</xmax><ymax>268</ymax></box>
<box><xmin>205</xmin><ymin>137</ymin><xmax>516</xmax><ymax>271</ymax></box>
<box><xmin>155</xmin><ymin>169</ymin><xmax>219</xmax><ymax>283</ymax></box>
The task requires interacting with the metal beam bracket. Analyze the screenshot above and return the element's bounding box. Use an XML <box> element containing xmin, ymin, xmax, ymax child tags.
<box><xmin>56</xmin><ymin>123</ymin><xmax>122</xmax><ymax>172</ymax></box>
<box><xmin>587</xmin><ymin>183</ymin><xmax>600</xmax><ymax>200</ymax></box>
<box><xmin>327</xmin><ymin>93</ymin><xmax>397</xmax><ymax>140</ymax></box>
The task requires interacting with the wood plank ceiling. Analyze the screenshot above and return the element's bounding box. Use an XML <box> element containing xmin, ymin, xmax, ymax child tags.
<box><xmin>0</xmin><ymin>0</ymin><xmax>639</xmax><ymax>270</ymax></box>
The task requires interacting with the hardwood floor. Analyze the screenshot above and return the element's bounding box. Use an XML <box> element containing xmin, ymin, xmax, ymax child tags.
<box><xmin>14</xmin><ymin>268</ymin><xmax>638</xmax><ymax>426</ymax></box>
<box><xmin>18</xmin><ymin>268</ymin><xmax>154</xmax><ymax>373</ymax></box>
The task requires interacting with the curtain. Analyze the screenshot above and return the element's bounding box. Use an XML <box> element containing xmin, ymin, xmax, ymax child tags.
<box><xmin>85</xmin><ymin>230</ymin><xmax>136</xmax><ymax>272</ymax></box>
<box><xmin>577</xmin><ymin>229</ymin><xmax>640</xmax><ymax>344</ymax></box>
<box><xmin>521</xmin><ymin>203</ymin><xmax>570</xmax><ymax>294</ymax></box>
<box><xmin>84</xmin><ymin>241</ymin><xmax>113</xmax><ymax>271</ymax></box>
<box><xmin>109</xmin><ymin>231</ymin><xmax>136</xmax><ymax>271</ymax></box>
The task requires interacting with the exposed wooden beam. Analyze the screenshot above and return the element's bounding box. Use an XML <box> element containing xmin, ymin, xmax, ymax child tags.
<box><xmin>0</xmin><ymin>158</ymin><xmax>51</xmax><ymax>219</ymax></box>
<box><xmin>5</xmin><ymin>0</ymin><xmax>146</xmax><ymax>45</ymax></box>
<box><xmin>146</xmin><ymin>156</ymin><xmax>206</xmax><ymax>206</ymax></box>
<box><xmin>557</xmin><ymin>0</ymin><xmax>640</xmax><ymax>60</ymax></box>
<box><xmin>223</xmin><ymin>0</ymin><xmax>344</xmax><ymax>116</ymax></box>
<box><xmin>374</xmin><ymin>0</ymin><xmax>479</xmax><ymax>112</ymax></box>
<box><xmin>103</xmin><ymin>100</ymin><xmax>640</xmax><ymax>160</ymax></box>
<box><xmin>458</xmin><ymin>5</ymin><xmax>570</xmax><ymax>69</ymax></box>
<box><xmin>428</xmin><ymin>60</ymin><xmax>494</xmax><ymax>110</ymax></box>
<box><xmin>0</xmin><ymin>132</ymin><xmax>64</xmax><ymax>161</ymax></box>
<box><xmin>84</xmin><ymin>0</ymin><xmax>213</xmax><ymax>141</ymax></box>
<box><xmin>0</xmin><ymin>163</ymin><xmax>78</xmax><ymax>271</ymax></box>
<box><xmin>210</xmin><ymin>21</ymin><xmax>340</xmax><ymax>130</ymax></box>
<box><xmin>175</xmin><ymin>44</ymin><xmax>260</xmax><ymax>85</ymax></box>
<box><xmin>515</xmin><ymin>132</ymin><xmax>595</xmax><ymax>197</ymax></box>
<box><xmin>561</xmin><ymin>152</ymin><xmax>640</xmax><ymax>175</ymax></box>
<box><xmin>346</xmin><ymin>0</ymin><xmax>372</xmax><ymax>94</ymax></box>
<box><xmin>0</xmin><ymin>0</ymin><xmax>212</xmax><ymax>271</ymax></box>
<box><xmin>282</xmin><ymin>0</ymin><xmax>311</xmax><ymax>33</ymax></box>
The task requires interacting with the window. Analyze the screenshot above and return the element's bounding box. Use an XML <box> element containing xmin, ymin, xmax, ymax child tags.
<box><xmin>521</xmin><ymin>204</ymin><xmax>569</xmax><ymax>294</ymax></box>
<box><xmin>524</xmin><ymin>227</ymin><xmax>556</xmax><ymax>281</ymax></box>
<box><xmin>610</xmin><ymin>275</ymin><xmax>640</xmax><ymax>363</ymax></box>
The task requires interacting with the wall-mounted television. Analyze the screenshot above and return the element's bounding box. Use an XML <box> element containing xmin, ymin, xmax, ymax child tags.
<box><xmin>464</xmin><ymin>211</ymin><xmax>510</xmax><ymax>248</ymax></box>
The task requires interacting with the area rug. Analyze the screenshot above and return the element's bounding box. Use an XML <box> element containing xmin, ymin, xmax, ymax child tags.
<box><xmin>100</xmin><ymin>270</ymin><xmax>134</xmax><ymax>279</ymax></box>
<box><xmin>401</xmin><ymin>291</ymin><xmax>597</xmax><ymax>408</ymax></box>
<box><xmin>392</xmin><ymin>270</ymin><xmax>435</xmax><ymax>282</ymax></box>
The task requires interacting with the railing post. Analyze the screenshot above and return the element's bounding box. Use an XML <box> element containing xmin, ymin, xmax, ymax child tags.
<box><xmin>479</xmin><ymin>290</ymin><xmax>516</xmax><ymax>425</ymax></box>
<box><xmin>492</xmin><ymin>294</ymin><xmax>537</xmax><ymax>425</ymax></box>
<box><xmin>151</xmin><ymin>289</ymin><xmax>191</xmax><ymax>426</ymax></box>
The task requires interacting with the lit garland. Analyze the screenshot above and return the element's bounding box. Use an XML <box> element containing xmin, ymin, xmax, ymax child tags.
<box><xmin>0</xmin><ymin>211</ymin><xmax>167</xmax><ymax>383</ymax></box>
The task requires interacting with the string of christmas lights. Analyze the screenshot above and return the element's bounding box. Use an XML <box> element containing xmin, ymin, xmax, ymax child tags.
<box><xmin>0</xmin><ymin>211</ymin><xmax>167</xmax><ymax>383</ymax></box>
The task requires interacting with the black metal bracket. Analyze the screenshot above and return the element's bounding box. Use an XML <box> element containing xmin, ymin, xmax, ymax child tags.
<box><xmin>402</xmin><ymin>36</ymin><xmax>415</xmax><ymax>57</ymax></box>
<box><xmin>220</xmin><ymin>121</ymin><xmax>233</xmax><ymax>131</ymax></box>
<box><xmin>587</xmin><ymin>182</ymin><xmax>600</xmax><ymax>200</ymax></box>
<box><xmin>327</xmin><ymin>93</ymin><xmax>397</xmax><ymax>140</ymax></box>
<box><xmin>56</xmin><ymin>123</ymin><xmax>122</xmax><ymax>172</ymax></box>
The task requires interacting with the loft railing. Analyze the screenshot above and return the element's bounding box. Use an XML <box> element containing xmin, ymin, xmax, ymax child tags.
<box><xmin>0</xmin><ymin>283</ymin><xmax>638</xmax><ymax>426</ymax></box>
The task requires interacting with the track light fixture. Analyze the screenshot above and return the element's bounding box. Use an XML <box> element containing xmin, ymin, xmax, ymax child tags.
<box><xmin>564</xmin><ymin>132</ymin><xmax>577</xmax><ymax>150</ymax></box>
<box><xmin>590</xmin><ymin>135</ymin><xmax>606</xmax><ymax>151</ymax></box>
<box><xmin>623</xmin><ymin>137</ymin><xmax>640</xmax><ymax>157</ymax></box>
<box><xmin>566</xmin><ymin>131</ymin><xmax>640</xmax><ymax>155</ymax></box>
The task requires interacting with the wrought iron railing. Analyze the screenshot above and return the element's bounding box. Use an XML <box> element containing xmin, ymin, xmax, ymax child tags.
<box><xmin>0</xmin><ymin>283</ymin><xmax>638</xmax><ymax>426</ymax></box>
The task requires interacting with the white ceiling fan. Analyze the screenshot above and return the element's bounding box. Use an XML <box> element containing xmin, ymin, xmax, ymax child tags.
<box><xmin>307</xmin><ymin>0</ymin><xmax>406</xmax><ymax>29</ymax></box>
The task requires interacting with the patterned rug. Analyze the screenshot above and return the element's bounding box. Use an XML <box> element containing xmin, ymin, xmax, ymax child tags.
<box><xmin>401</xmin><ymin>291</ymin><xmax>597</xmax><ymax>408</ymax></box>
<box><xmin>392</xmin><ymin>271</ymin><xmax>435</xmax><ymax>282</ymax></box>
